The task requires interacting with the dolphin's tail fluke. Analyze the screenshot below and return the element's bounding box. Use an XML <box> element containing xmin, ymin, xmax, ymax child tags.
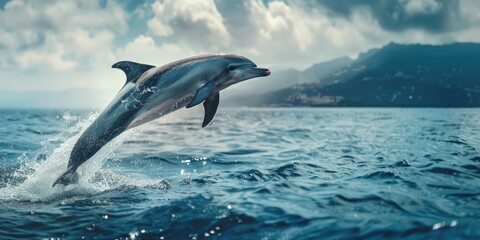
<box><xmin>52</xmin><ymin>167</ymin><xmax>79</xmax><ymax>187</ymax></box>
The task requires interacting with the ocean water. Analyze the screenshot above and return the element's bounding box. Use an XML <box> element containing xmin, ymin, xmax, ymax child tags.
<box><xmin>0</xmin><ymin>108</ymin><xmax>479</xmax><ymax>239</ymax></box>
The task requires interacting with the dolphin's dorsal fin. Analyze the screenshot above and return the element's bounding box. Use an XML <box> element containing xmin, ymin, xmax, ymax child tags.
<box><xmin>202</xmin><ymin>92</ymin><xmax>219</xmax><ymax>127</ymax></box>
<box><xmin>112</xmin><ymin>61</ymin><xmax>155</xmax><ymax>84</ymax></box>
<box><xmin>186</xmin><ymin>81</ymin><xmax>216</xmax><ymax>108</ymax></box>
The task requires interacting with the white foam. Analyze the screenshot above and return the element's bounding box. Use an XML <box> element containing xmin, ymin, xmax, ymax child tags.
<box><xmin>0</xmin><ymin>112</ymin><xmax>160</xmax><ymax>202</ymax></box>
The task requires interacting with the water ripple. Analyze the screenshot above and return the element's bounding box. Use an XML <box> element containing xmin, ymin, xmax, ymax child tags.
<box><xmin>0</xmin><ymin>108</ymin><xmax>479</xmax><ymax>239</ymax></box>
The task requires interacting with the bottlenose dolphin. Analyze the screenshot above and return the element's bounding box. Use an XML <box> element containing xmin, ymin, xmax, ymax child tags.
<box><xmin>53</xmin><ymin>54</ymin><xmax>270</xmax><ymax>186</ymax></box>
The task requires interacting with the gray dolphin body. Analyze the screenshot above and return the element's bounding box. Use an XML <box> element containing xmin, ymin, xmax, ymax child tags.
<box><xmin>53</xmin><ymin>54</ymin><xmax>270</xmax><ymax>186</ymax></box>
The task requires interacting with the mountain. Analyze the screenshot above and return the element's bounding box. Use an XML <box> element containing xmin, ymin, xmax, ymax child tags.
<box><xmin>300</xmin><ymin>56</ymin><xmax>353</xmax><ymax>86</ymax></box>
<box><xmin>243</xmin><ymin>42</ymin><xmax>480</xmax><ymax>107</ymax></box>
<box><xmin>224</xmin><ymin>56</ymin><xmax>353</xmax><ymax>104</ymax></box>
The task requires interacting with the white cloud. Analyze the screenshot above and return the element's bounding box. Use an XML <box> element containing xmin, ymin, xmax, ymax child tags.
<box><xmin>401</xmin><ymin>0</ymin><xmax>442</xmax><ymax>15</ymax></box>
<box><xmin>147</xmin><ymin>0</ymin><xmax>231</xmax><ymax>50</ymax></box>
<box><xmin>0</xmin><ymin>29</ymin><xmax>39</xmax><ymax>50</ymax></box>
<box><xmin>4</xmin><ymin>0</ymin><xmax>24</xmax><ymax>10</ymax></box>
<box><xmin>223</xmin><ymin>0</ymin><xmax>372</xmax><ymax>68</ymax></box>
<box><xmin>142</xmin><ymin>0</ymin><xmax>430</xmax><ymax>69</ymax></box>
<box><xmin>115</xmin><ymin>35</ymin><xmax>196</xmax><ymax>65</ymax></box>
<box><xmin>17</xmin><ymin>35</ymin><xmax>76</xmax><ymax>71</ymax></box>
<box><xmin>249</xmin><ymin>1</ymin><xmax>317</xmax><ymax>51</ymax></box>
<box><xmin>0</xmin><ymin>0</ymin><xmax>132</xmax><ymax>103</ymax></box>
<box><xmin>0</xmin><ymin>0</ymin><xmax>127</xmax><ymax>71</ymax></box>
<box><xmin>454</xmin><ymin>0</ymin><xmax>480</xmax><ymax>42</ymax></box>
<box><xmin>147</xmin><ymin>2</ymin><xmax>173</xmax><ymax>36</ymax></box>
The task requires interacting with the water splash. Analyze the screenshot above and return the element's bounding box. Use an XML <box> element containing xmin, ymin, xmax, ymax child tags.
<box><xmin>0</xmin><ymin>112</ymin><xmax>160</xmax><ymax>202</ymax></box>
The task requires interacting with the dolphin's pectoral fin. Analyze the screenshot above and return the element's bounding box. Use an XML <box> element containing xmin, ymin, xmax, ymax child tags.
<box><xmin>202</xmin><ymin>92</ymin><xmax>219</xmax><ymax>127</ymax></box>
<box><xmin>112</xmin><ymin>61</ymin><xmax>155</xmax><ymax>84</ymax></box>
<box><xmin>186</xmin><ymin>81</ymin><xmax>216</xmax><ymax>108</ymax></box>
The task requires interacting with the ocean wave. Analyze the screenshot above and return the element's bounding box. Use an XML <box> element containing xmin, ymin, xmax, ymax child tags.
<box><xmin>0</xmin><ymin>108</ymin><xmax>479</xmax><ymax>239</ymax></box>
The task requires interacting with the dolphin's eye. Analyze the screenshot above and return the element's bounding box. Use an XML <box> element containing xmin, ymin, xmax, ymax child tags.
<box><xmin>228</xmin><ymin>65</ymin><xmax>238</xmax><ymax>71</ymax></box>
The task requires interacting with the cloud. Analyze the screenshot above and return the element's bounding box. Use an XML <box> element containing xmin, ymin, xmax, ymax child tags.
<box><xmin>248</xmin><ymin>1</ymin><xmax>318</xmax><ymax>51</ymax></box>
<box><xmin>208</xmin><ymin>0</ymin><xmax>378</xmax><ymax>73</ymax></box>
<box><xmin>17</xmin><ymin>34</ymin><xmax>76</xmax><ymax>71</ymax></box>
<box><xmin>310</xmin><ymin>0</ymin><xmax>462</xmax><ymax>32</ymax></box>
<box><xmin>147</xmin><ymin>0</ymin><xmax>230</xmax><ymax>51</ymax></box>
<box><xmin>115</xmin><ymin>35</ymin><xmax>195</xmax><ymax>65</ymax></box>
<box><xmin>402</xmin><ymin>0</ymin><xmax>442</xmax><ymax>15</ymax></box>
<box><xmin>0</xmin><ymin>0</ymin><xmax>132</xmax><ymax>103</ymax></box>
<box><xmin>0</xmin><ymin>0</ymin><xmax>127</xmax><ymax>71</ymax></box>
<box><xmin>142</xmin><ymin>0</ymin><xmax>373</xmax><ymax>68</ymax></box>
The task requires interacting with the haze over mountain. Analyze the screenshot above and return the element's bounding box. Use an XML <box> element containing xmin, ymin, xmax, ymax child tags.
<box><xmin>232</xmin><ymin>42</ymin><xmax>480</xmax><ymax>107</ymax></box>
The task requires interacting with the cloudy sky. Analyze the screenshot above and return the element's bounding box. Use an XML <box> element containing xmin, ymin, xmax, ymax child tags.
<box><xmin>1</xmin><ymin>0</ymin><xmax>480</xmax><ymax>105</ymax></box>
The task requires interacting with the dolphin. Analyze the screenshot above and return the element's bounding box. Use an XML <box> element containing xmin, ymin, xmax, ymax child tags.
<box><xmin>52</xmin><ymin>54</ymin><xmax>270</xmax><ymax>186</ymax></box>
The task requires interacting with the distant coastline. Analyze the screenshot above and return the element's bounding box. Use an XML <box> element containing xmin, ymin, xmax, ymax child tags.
<box><xmin>227</xmin><ymin>42</ymin><xmax>480</xmax><ymax>108</ymax></box>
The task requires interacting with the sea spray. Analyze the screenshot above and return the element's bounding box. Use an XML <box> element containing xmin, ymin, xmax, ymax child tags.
<box><xmin>0</xmin><ymin>111</ymin><xmax>136</xmax><ymax>201</ymax></box>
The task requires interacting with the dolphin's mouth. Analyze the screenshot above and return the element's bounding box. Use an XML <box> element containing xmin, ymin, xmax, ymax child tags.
<box><xmin>246</xmin><ymin>67</ymin><xmax>271</xmax><ymax>77</ymax></box>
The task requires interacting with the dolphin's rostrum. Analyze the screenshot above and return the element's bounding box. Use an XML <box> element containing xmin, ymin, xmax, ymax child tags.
<box><xmin>53</xmin><ymin>54</ymin><xmax>270</xmax><ymax>186</ymax></box>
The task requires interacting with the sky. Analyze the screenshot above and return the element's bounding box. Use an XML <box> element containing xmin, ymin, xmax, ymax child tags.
<box><xmin>1</xmin><ymin>0</ymin><xmax>480</xmax><ymax>107</ymax></box>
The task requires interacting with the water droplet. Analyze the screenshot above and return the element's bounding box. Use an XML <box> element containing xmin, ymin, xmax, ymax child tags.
<box><xmin>129</xmin><ymin>233</ymin><xmax>137</xmax><ymax>239</ymax></box>
<box><xmin>432</xmin><ymin>222</ymin><xmax>446</xmax><ymax>230</ymax></box>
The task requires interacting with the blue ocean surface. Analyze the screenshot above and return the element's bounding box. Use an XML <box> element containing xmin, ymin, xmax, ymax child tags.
<box><xmin>0</xmin><ymin>108</ymin><xmax>479</xmax><ymax>239</ymax></box>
